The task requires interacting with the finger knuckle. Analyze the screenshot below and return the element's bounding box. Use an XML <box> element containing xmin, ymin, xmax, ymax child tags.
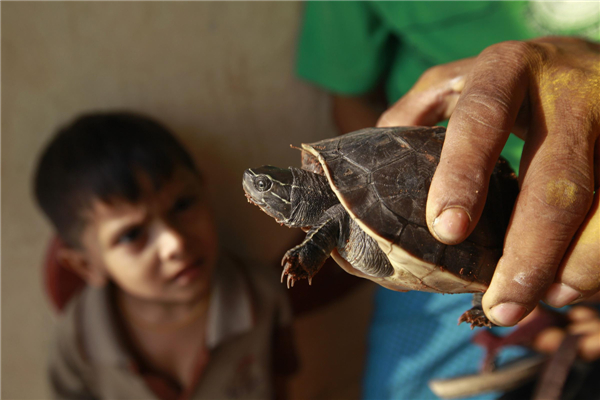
<box><xmin>481</xmin><ymin>40</ymin><xmax>545</xmax><ymax>66</ymax></box>
<box><xmin>524</xmin><ymin>161</ymin><xmax>594</xmax><ymax>222</ymax></box>
<box><xmin>529</xmin><ymin>182</ymin><xmax>592</xmax><ymax>221</ymax></box>
<box><xmin>457</xmin><ymin>90</ymin><xmax>514</xmax><ymax>133</ymax></box>
<box><xmin>440</xmin><ymin>157</ymin><xmax>489</xmax><ymax>189</ymax></box>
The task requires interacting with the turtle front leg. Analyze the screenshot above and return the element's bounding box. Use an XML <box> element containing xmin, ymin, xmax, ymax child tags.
<box><xmin>281</xmin><ymin>204</ymin><xmax>348</xmax><ymax>288</ymax></box>
<box><xmin>458</xmin><ymin>292</ymin><xmax>494</xmax><ymax>329</ymax></box>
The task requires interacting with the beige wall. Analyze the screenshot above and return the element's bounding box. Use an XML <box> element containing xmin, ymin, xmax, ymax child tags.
<box><xmin>2</xmin><ymin>2</ymin><xmax>374</xmax><ymax>399</ymax></box>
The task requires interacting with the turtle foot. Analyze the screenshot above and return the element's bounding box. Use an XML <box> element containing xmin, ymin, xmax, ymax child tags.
<box><xmin>281</xmin><ymin>248</ymin><xmax>317</xmax><ymax>289</ymax></box>
<box><xmin>458</xmin><ymin>308</ymin><xmax>493</xmax><ymax>329</ymax></box>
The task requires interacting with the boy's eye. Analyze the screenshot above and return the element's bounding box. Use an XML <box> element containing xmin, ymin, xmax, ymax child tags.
<box><xmin>118</xmin><ymin>226</ymin><xmax>144</xmax><ymax>244</ymax></box>
<box><xmin>172</xmin><ymin>195</ymin><xmax>197</xmax><ymax>213</ymax></box>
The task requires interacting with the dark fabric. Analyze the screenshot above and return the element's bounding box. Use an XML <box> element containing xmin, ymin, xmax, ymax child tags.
<box><xmin>497</xmin><ymin>359</ymin><xmax>600</xmax><ymax>400</ymax></box>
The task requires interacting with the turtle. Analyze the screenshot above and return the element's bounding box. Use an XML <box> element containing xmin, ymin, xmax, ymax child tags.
<box><xmin>242</xmin><ymin>126</ymin><xmax>519</xmax><ymax>327</ymax></box>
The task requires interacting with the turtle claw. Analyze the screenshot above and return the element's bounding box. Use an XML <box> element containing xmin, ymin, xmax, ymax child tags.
<box><xmin>281</xmin><ymin>247</ymin><xmax>314</xmax><ymax>288</ymax></box>
<box><xmin>458</xmin><ymin>308</ymin><xmax>493</xmax><ymax>329</ymax></box>
<box><xmin>287</xmin><ymin>274</ymin><xmax>296</xmax><ymax>289</ymax></box>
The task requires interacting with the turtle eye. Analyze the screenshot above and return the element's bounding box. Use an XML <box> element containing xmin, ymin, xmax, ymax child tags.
<box><xmin>256</xmin><ymin>176</ymin><xmax>272</xmax><ymax>192</ymax></box>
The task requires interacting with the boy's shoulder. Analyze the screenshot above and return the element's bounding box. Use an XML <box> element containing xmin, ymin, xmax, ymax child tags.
<box><xmin>51</xmin><ymin>284</ymin><xmax>129</xmax><ymax>369</ymax></box>
<box><xmin>51</xmin><ymin>288</ymin><xmax>83</xmax><ymax>356</ymax></box>
<box><xmin>53</xmin><ymin>285</ymin><xmax>98</xmax><ymax>345</ymax></box>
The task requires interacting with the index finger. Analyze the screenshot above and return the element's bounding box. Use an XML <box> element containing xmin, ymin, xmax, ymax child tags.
<box><xmin>426</xmin><ymin>42</ymin><xmax>530</xmax><ymax>245</ymax></box>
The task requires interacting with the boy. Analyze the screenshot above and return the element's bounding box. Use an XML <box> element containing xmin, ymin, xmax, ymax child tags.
<box><xmin>34</xmin><ymin>112</ymin><xmax>297</xmax><ymax>399</ymax></box>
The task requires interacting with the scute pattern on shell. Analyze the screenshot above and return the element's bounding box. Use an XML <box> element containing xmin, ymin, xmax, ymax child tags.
<box><xmin>302</xmin><ymin>126</ymin><xmax>518</xmax><ymax>286</ymax></box>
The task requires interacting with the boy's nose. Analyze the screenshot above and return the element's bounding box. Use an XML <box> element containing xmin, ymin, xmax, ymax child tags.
<box><xmin>157</xmin><ymin>224</ymin><xmax>186</xmax><ymax>261</ymax></box>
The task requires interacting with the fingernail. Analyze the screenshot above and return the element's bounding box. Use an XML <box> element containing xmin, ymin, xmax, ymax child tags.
<box><xmin>449</xmin><ymin>76</ymin><xmax>466</xmax><ymax>92</ymax></box>
<box><xmin>489</xmin><ymin>303</ymin><xmax>527</xmax><ymax>326</ymax></box>
<box><xmin>544</xmin><ymin>283</ymin><xmax>582</xmax><ymax>308</ymax></box>
<box><xmin>432</xmin><ymin>207</ymin><xmax>470</xmax><ymax>244</ymax></box>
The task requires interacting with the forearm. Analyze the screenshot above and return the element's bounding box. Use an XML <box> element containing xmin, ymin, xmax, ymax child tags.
<box><xmin>331</xmin><ymin>94</ymin><xmax>384</xmax><ymax>134</ymax></box>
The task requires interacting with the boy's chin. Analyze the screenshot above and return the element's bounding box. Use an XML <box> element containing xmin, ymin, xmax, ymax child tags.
<box><xmin>166</xmin><ymin>273</ymin><xmax>212</xmax><ymax>304</ymax></box>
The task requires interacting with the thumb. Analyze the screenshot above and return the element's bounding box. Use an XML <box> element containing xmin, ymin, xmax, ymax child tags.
<box><xmin>378</xmin><ymin>60</ymin><xmax>472</xmax><ymax>127</ymax></box>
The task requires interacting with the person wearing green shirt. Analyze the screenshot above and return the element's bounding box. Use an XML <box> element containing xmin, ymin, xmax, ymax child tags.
<box><xmin>297</xmin><ymin>2</ymin><xmax>600</xmax><ymax>399</ymax></box>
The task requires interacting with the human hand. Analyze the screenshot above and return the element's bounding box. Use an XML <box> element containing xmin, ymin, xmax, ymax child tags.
<box><xmin>378</xmin><ymin>37</ymin><xmax>600</xmax><ymax>326</ymax></box>
<box><xmin>529</xmin><ymin>305</ymin><xmax>600</xmax><ymax>362</ymax></box>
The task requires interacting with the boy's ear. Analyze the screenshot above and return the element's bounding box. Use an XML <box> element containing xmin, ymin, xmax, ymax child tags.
<box><xmin>56</xmin><ymin>247</ymin><xmax>108</xmax><ymax>287</ymax></box>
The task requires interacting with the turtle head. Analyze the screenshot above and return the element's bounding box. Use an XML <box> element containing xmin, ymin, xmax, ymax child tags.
<box><xmin>243</xmin><ymin>166</ymin><xmax>294</xmax><ymax>224</ymax></box>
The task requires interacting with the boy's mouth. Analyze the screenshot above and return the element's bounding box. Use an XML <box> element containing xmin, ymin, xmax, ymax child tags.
<box><xmin>171</xmin><ymin>258</ymin><xmax>204</xmax><ymax>285</ymax></box>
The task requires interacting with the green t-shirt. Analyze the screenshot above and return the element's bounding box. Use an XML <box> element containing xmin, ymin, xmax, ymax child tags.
<box><xmin>296</xmin><ymin>1</ymin><xmax>599</xmax><ymax>171</ymax></box>
<box><xmin>297</xmin><ymin>2</ymin><xmax>535</xmax><ymax>101</ymax></box>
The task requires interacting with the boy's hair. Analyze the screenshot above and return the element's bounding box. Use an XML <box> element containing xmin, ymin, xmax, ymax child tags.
<box><xmin>34</xmin><ymin>111</ymin><xmax>201</xmax><ymax>248</ymax></box>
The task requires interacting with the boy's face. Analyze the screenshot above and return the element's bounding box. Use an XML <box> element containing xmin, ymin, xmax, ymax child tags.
<box><xmin>78</xmin><ymin>167</ymin><xmax>218</xmax><ymax>303</ymax></box>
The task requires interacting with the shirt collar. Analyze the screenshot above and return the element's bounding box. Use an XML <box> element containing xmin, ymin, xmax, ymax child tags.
<box><xmin>205</xmin><ymin>255</ymin><xmax>255</xmax><ymax>349</ymax></box>
<box><xmin>78</xmin><ymin>255</ymin><xmax>255</xmax><ymax>367</ymax></box>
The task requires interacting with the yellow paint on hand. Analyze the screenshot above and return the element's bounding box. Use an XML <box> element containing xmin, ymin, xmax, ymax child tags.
<box><xmin>545</xmin><ymin>178</ymin><xmax>579</xmax><ymax>209</ymax></box>
<box><xmin>540</xmin><ymin>62</ymin><xmax>600</xmax><ymax>121</ymax></box>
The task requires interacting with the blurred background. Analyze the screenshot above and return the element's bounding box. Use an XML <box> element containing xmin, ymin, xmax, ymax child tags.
<box><xmin>2</xmin><ymin>2</ymin><xmax>375</xmax><ymax>399</ymax></box>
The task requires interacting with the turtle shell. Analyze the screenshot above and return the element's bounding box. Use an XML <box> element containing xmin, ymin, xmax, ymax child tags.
<box><xmin>301</xmin><ymin>126</ymin><xmax>519</xmax><ymax>294</ymax></box>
